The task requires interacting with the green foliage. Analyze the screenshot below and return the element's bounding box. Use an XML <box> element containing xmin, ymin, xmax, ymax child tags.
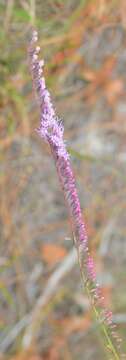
<box><xmin>13</xmin><ymin>7</ymin><xmax>30</xmax><ymax>22</ymax></box>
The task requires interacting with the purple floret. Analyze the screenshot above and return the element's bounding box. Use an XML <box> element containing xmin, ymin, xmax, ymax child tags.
<box><xmin>29</xmin><ymin>30</ymin><xmax>69</xmax><ymax>161</ymax></box>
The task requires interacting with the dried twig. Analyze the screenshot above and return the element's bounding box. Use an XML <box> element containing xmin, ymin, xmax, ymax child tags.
<box><xmin>0</xmin><ymin>315</ymin><xmax>30</xmax><ymax>353</ymax></box>
<box><xmin>0</xmin><ymin>248</ymin><xmax>76</xmax><ymax>352</ymax></box>
<box><xmin>22</xmin><ymin>247</ymin><xmax>76</xmax><ymax>349</ymax></box>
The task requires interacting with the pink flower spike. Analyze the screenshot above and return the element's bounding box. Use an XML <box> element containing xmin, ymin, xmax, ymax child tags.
<box><xmin>28</xmin><ymin>30</ymin><xmax>123</xmax><ymax>359</ymax></box>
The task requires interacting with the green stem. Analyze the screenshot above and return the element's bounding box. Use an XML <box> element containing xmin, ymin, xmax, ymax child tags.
<box><xmin>76</xmin><ymin>244</ymin><xmax>120</xmax><ymax>360</ymax></box>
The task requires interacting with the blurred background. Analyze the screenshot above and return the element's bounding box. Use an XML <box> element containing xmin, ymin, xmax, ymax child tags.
<box><xmin>0</xmin><ymin>0</ymin><xmax>126</xmax><ymax>359</ymax></box>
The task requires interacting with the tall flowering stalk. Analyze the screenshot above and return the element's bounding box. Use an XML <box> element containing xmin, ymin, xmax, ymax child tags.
<box><xmin>28</xmin><ymin>30</ymin><xmax>123</xmax><ymax>359</ymax></box>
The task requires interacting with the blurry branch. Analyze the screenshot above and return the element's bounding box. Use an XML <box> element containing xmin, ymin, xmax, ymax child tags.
<box><xmin>1</xmin><ymin>307</ymin><xmax>125</xmax><ymax>353</ymax></box>
<box><xmin>0</xmin><ymin>315</ymin><xmax>30</xmax><ymax>353</ymax></box>
<box><xmin>30</xmin><ymin>0</ymin><xmax>36</xmax><ymax>25</ymax></box>
<box><xmin>0</xmin><ymin>248</ymin><xmax>77</xmax><ymax>353</ymax></box>
<box><xmin>22</xmin><ymin>247</ymin><xmax>77</xmax><ymax>349</ymax></box>
<box><xmin>4</xmin><ymin>0</ymin><xmax>14</xmax><ymax>33</ymax></box>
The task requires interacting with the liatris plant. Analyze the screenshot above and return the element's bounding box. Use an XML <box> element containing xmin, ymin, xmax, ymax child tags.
<box><xmin>29</xmin><ymin>30</ymin><xmax>123</xmax><ymax>359</ymax></box>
